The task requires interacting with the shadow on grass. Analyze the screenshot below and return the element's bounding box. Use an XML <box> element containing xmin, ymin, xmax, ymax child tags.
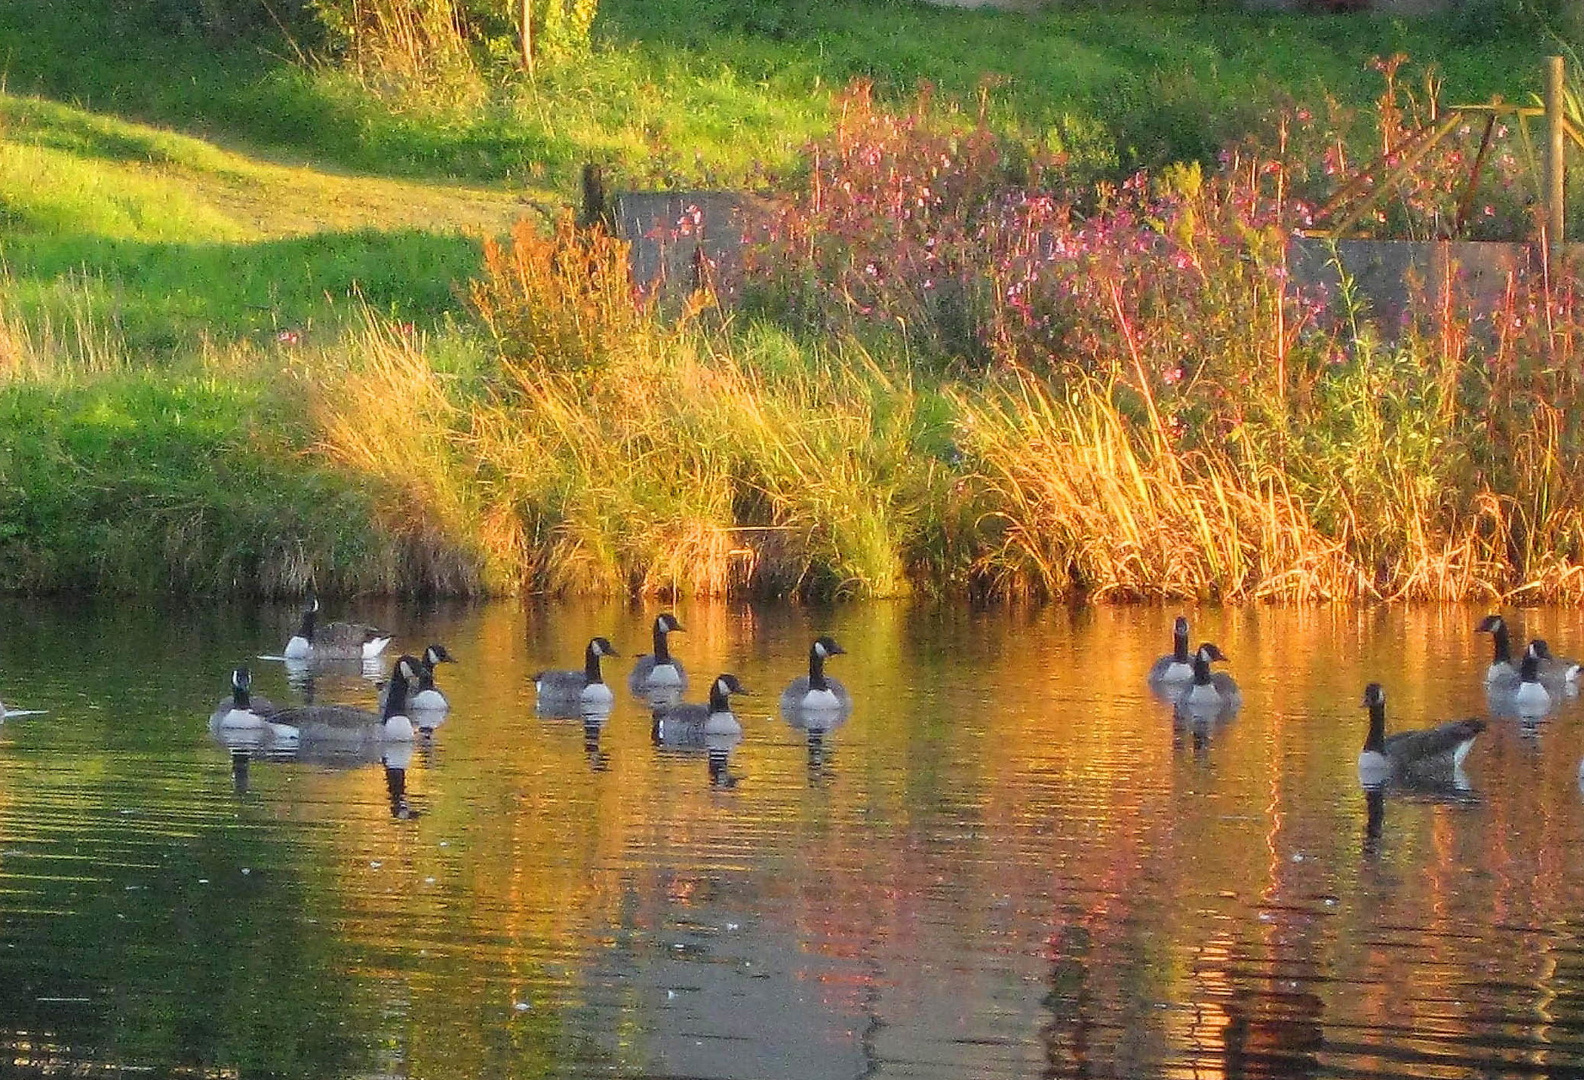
<box><xmin>0</xmin><ymin>373</ymin><xmax>478</xmax><ymax>596</ymax></box>
<box><xmin>0</xmin><ymin>0</ymin><xmax>572</xmax><ymax>184</ymax></box>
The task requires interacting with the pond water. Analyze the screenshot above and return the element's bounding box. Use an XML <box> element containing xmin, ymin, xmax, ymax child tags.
<box><xmin>1</xmin><ymin>599</ymin><xmax>1584</xmax><ymax>1079</ymax></box>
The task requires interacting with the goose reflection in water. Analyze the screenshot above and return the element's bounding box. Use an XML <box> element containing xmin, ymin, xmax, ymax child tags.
<box><xmin>781</xmin><ymin>691</ymin><xmax>850</xmax><ymax>784</ymax></box>
<box><xmin>383</xmin><ymin>741</ymin><xmax>418</xmax><ymax>819</ymax></box>
<box><xmin>583</xmin><ymin>714</ymin><xmax>609</xmax><ymax>772</ymax></box>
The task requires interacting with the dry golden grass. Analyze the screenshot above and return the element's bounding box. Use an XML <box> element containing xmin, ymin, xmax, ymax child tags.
<box><xmin>952</xmin><ymin>368</ymin><xmax>1365</xmax><ymax>602</ymax></box>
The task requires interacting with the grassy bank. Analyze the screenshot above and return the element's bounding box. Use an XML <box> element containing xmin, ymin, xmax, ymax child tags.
<box><xmin>5</xmin><ymin>0</ymin><xmax>1584</xmax><ymax>599</ymax></box>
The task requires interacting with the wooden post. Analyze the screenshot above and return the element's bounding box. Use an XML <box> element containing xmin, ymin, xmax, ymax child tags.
<box><xmin>1546</xmin><ymin>54</ymin><xmax>1566</xmax><ymax>243</ymax></box>
<box><xmin>581</xmin><ymin>163</ymin><xmax>610</xmax><ymax>229</ymax></box>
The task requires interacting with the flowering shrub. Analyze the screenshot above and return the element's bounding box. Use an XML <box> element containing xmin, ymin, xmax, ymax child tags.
<box><xmin>748</xmin><ymin>82</ymin><xmax>1052</xmax><ymax>360</ymax></box>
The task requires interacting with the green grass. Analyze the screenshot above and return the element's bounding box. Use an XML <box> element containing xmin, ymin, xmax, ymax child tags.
<box><xmin>0</xmin><ymin>0</ymin><xmax>1554</xmax><ymax>189</ymax></box>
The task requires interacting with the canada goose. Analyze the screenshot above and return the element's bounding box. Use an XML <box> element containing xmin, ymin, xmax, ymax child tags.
<box><xmin>1173</xmin><ymin>643</ymin><xmax>1240</xmax><ymax>718</ymax></box>
<box><xmin>208</xmin><ymin>667</ymin><xmax>298</xmax><ymax>745</ymax></box>
<box><xmin>379</xmin><ymin>643</ymin><xmax>454</xmax><ymax>724</ymax></box>
<box><xmin>655</xmin><ymin>673</ymin><xmax>751</xmax><ymax>744</ymax></box>
<box><xmin>281</xmin><ymin>595</ymin><xmax>392</xmax><ymax>661</ymax></box>
<box><xmin>273</xmin><ymin>654</ymin><xmax>421</xmax><ymax>743</ymax></box>
<box><xmin>1147</xmin><ymin>616</ymin><xmax>1194</xmax><ymax>685</ymax></box>
<box><xmin>1477</xmin><ymin>614</ymin><xmax>1519</xmax><ymax>688</ymax></box>
<box><xmin>779</xmin><ymin>636</ymin><xmax>851</xmax><ymax>717</ymax></box>
<box><xmin>535</xmin><ymin>637</ymin><xmax>618</xmax><ymax>713</ymax></box>
<box><xmin>628</xmin><ymin>614</ymin><xmax>687</xmax><ymax>696</ymax></box>
<box><xmin>1357</xmin><ymin>683</ymin><xmax>1484</xmax><ymax>786</ymax></box>
<box><xmin>1528</xmin><ymin>638</ymin><xmax>1581</xmax><ymax>690</ymax></box>
<box><xmin>410</xmin><ymin>644</ymin><xmax>455</xmax><ymax>713</ymax></box>
<box><xmin>1512</xmin><ymin>643</ymin><xmax>1553</xmax><ymax>716</ymax></box>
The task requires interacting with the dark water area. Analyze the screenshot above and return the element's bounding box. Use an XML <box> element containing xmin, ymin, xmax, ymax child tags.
<box><xmin>2</xmin><ymin>599</ymin><xmax>1584</xmax><ymax>1079</ymax></box>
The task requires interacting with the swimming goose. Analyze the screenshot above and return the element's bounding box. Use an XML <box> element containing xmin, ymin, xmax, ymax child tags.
<box><xmin>1357</xmin><ymin>683</ymin><xmax>1484</xmax><ymax>786</ymax></box>
<box><xmin>1476</xmin><ymin>614</ymin><xmax>1519</xmax><ymax>688</ymax></box>
<box><xmin>1512</xmin><ymin>643</ymin><xmax>1553</xmax><ymax>716</ymax></box>
<box><xmin>1147</xmin><ymin>616</ymin><xmax>1194</xmax><ymax>685</ymax></box>
<box><xmin>655</xmin><ymin>673</ymin><xmax>751</xmax><ymax>745</ymax></box>
<box><xmin>628</xmin><ymin>614</ymin><xmax>687</xmax><ymax>696</ymax></box>
<box><xmin>778</xmin><ymin>636</ymin><xmax>851</xmax><ymax>718</ymax></box>
<box><xmin>535</xmin><ymin>637</ymin><xmax>618</xmax><ymax>713</ymax></box>
<box><xmin>379</xmin><ymin>643</ymin><xmax>454</xmax><ymax>721</ymax></box>
<box><xmin>281</xmin><ymin>595</ymin><xmax>392</xmax><ymax>661</ymax></box>
<box><xmin>1173</xmin><ymin>643</ymin><xmax>1240</xmax><ymax>718</ymax></box>
<box><xmin>410</xmin><ymin>644</ymin><xmax>456</xmax><ymax>712</ymax></box>
<box><xmin>1528</xmin><ymin>638</ymin><xmax>1581</xmax><ymax>690</ymax></box>
<box><xmin>208</xmin><ymin>667</ymin><xmax>298</xmax><ymax>745</ymax></box>
<box><xmin>272</xmin><ymin>654</ymin><xmax>420</xmax><ymax>743</ymax></box>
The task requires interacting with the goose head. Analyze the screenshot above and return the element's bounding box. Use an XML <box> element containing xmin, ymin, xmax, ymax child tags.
<box><xmin>1476</xmin><ymin>613</ymin><xmax>1506</xmax><ymax>634</ymax></box>
<box><xmin>1195</xmin><ymin>643</ymin><xmax>1229</xmax><ymax>664</ymax></box>
<box><xmin>232</xmin><ymin>666</ymin><xmax>252</xmax><ymax>693</ymax></box>
<box><xmin>655</xmin><ymin>613</ymin><xmax>684</xmax><ymax>634</ymax></box>
<box><xmin>1361</xmin><ymin>682</ymin><xmax>1386</xmax><ymax>709</ymax></box>
<box><xmin>590</xmin><ymin>637</ymin><xmax>619</xmax><ymax>658</ymax></box>
<box><xmin>811</xmin><ymin>636</ymin><xmax>846</xmax><ymax>659</ymax></box>
<box><xmin>715</xmin><ymin>673</ymin><xmax>751</xmax><ymax>697</ymax></box>
<box><xmin>422</xmin><ymin>644</ymin><xmax>456</xmax><ymax>667</ymax></box>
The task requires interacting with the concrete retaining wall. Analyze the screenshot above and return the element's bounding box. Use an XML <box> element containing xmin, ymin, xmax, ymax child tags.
<box><xmin>610</xmin><ymin>189</ymin><xmax>1563</xmax><ymax>330</ymax></box>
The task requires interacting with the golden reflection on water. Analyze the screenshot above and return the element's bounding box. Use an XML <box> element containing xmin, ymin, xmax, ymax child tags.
<box><xmin>2</xmin><ymin>600</ymin><xmax>1584</xmax><ymax>1077</ymax></box>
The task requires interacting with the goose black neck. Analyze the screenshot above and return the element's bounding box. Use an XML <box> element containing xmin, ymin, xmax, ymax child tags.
<box><xmin>584</xmin><ymin>644</ymin><xmax>605</xmax><ymax>685</ymax></box>
<box><xmin>1173</xmin><ymin>625</ymin><xmax>1189</xmax><ymax>664</ymax></box>
<box><xmin>382</xmin><ymin>670</ymin><xmax>409</xmax><ymax>719</ymax></box>
<box><xmin>1521</xmin><ymin>652</ymin><xmax>1540</xmax><ymax>683</ymax></box>
<box><xmin>233</xmin><ymin>684</ymin><xmax>251</xmax><ymax>710</ymax></box>
<box><xmin>1492</xmin><ymin>624</ymin><xmax>1511</xmax><ymax>664</ymax></box>
<box><xmin>1191</xmin><ymin>653</ymin><xmax>1212</xmax><ymax>685</ymax></box>
<box><xmin>807</xmin><ymin>645</ymin><xmax>829</xmax><ymax>691</ymax></box>
<box><xmin>298</xmin><ymin>606</ymin><xmax>317</xmax><ymax>641</ymax></box>
<box><xmin>709</xmin><ymin>681</ymin><xmax>732</xmax><ymax>713</ymax></box>
<box><xmin>653</xmin><ymin>622</ymin><xmax>672</xmax><ymax>663</ymax></box>
<box><xmin>1364</xmin><ymin>700</ymin><xmax>1386</xmax><ymax>754</ymax></box>
<box><xmin>417</xmin><ymin>665</ymin><xmax>437</xmax><ymax>692</ymax></box>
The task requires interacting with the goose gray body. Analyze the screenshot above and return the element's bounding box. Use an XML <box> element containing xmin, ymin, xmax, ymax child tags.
<box><xmin>1492</xmin><ymin>645</ymin><xmax>1556</xmax><ymax>717</ymax></box>
<box><xmin>628</xmin><ymin>614</ymin><xmax>687</xmax><ymax>696</ymax></box>
<box><xmin>1148</xmin><ymin>616</ymin><xmax>1194</xmax><ymax>685</ymax></box>
<box><xmin>209</xmin><ymin>691</ymin><xmax>280</xmax><ymax>725</ymax></box>
<box><xmin>273</xmin><ymin>655</ymin><xmax>421</xmax><ymax>743</ymax></box>
<box><xmin>1358</xmin><ymin>683</ymin><xmax>1484</xmax><ymax>785</ymax></box>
